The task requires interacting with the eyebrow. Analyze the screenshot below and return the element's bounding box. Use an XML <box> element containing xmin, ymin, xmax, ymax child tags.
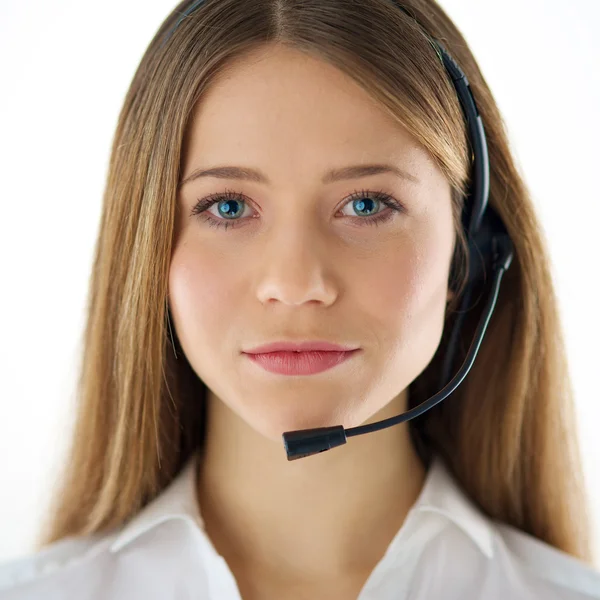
<box><xmin>179</xmin><ymin>163</ymin><xmax>420</xmax><ymax>188</ymax></box>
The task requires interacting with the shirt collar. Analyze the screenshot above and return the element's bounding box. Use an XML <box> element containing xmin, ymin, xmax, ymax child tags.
<box><xmin>413</xmin><ymin>456</ymin><xmax>495</xmax><ymax>558</ymax></box>
<box><xmin>109</xmin><ymin>454</ymin><xmax>205</xmax><ymax>553</ymax></box>
<box><xmin>109</xmin><ymin>450</ymin><xmax>494</xmax><ymax>559</ymax></box>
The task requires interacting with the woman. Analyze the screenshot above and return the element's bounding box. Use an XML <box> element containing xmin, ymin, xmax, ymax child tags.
<box><xmin>1</xmin><ymin>0</ymin><xmax>599</xmax><ymax>598</ymax></box>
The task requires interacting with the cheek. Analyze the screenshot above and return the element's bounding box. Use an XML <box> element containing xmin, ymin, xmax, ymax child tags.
<box><xmin>359</xmin><ymin>225</ymin><xmax>454</xmax><ymax>356</ymax></box>
<box><xmin>168</xmin><ymin>239</ymin><xmax>238</xmax><ymax>356</ymax></box>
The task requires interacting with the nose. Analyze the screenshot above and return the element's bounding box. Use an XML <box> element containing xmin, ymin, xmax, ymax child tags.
<box><xmin>254</xmin><ymin>228</ymin><xmax>338</xmax><ymax>307</ymax></box>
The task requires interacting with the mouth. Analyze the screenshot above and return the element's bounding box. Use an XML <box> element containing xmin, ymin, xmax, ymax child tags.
<box><xmin>242</xmin><ymin>349</ymin><xmax>361</xmax><ymax>376</ymax></box>
<box><xmin>243</xmin><ymin>341</ymin><xmax>360</xmax><ymax>354</ymax></box>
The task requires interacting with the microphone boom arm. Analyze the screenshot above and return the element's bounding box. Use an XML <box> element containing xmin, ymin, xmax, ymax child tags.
<box><xmin>282</xmin><ymin>234</ymin><xmax>514</xmax><ymax>461</ymax></box>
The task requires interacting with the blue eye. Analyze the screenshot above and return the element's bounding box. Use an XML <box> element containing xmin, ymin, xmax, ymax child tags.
<box><xmin>190</xmin><ymin>187</ymin><xmax>406</xmax><ymax>231</ymax></box>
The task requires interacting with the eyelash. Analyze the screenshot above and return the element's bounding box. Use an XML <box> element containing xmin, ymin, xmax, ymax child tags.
<box><xmin>190</xmin><ymin>187</ymin><xmax>406</xmax><ymax>231</ymax></box>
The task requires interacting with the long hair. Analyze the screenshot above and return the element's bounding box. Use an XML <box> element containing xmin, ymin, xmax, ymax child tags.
<box><xmin>36</xmin><ymin>0</ymin><xmax>593</xmax><ymax>564</ymax></box>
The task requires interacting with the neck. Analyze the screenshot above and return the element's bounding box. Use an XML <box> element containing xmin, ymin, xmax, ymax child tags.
<box><xmin>196</xmin><ymin>388</ymin><xmax>427</xmax><ymax>582</ymax></box>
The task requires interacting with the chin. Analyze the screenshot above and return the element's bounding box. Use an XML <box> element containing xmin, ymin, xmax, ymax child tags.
<box><xmin>246</xmin><ymin>403</ymin><xmax>352</xmax><ymax>445</ymax></box>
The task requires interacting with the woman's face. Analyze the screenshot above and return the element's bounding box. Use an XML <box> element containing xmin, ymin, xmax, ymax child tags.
<box><xmin>169</xmin><ymin>45</ymin><xmax>456</xmax><ymax>442</ymax></box>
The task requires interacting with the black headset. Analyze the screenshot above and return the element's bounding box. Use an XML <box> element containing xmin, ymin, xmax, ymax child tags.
<box><xmin>161</xmin><ymin>0</ymin><xmax>515</xmax><ymax>460</ymax></box>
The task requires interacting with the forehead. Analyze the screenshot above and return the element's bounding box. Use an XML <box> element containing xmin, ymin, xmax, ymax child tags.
<box><xmin>182</xmin><ymin>46</ymin><xmax>438</xmax><ymax>185</ymax></box>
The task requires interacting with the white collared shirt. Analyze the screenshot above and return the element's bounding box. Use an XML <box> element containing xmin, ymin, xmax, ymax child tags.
<box><xmin>1</xmin><ymin>452</ymin><xmax>600</xmax><ymax>599</ymax></box>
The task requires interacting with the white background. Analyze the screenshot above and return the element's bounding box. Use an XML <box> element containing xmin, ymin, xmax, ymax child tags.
<box><xmin>1</xmin><ymin>0</ymin><xmax>599</xmax><ymax>566</ymax></box>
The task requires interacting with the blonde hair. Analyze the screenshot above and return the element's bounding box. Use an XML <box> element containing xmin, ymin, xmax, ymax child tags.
<box><xmin>37</xmin><ymin>0</ymin><xmax>593</xmax><ymax>564</ymax></box>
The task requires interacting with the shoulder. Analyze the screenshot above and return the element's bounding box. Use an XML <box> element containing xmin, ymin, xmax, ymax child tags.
<box><xmin>0</xmin><ymin>517</ymin><xmax>210</xmax><ymax>600</ymax></box>
<box><xmin>493</xmin><ymin>521</ymin><xmax>600</xmax><ymax>599</ymax></box>
<box><xmin>0</xmin><ymin>532</ymin><xmax>116</xmax><ymax>599</ymax></box>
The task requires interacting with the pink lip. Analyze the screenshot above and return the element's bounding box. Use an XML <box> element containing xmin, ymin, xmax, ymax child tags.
<box><xmin>244</xmin><ymin>349</ymin><xmax>360</xmax><ymax>376</ymax></box>
<box><xmin>244</xmin><ymin>341</ymin><xmax>359</xmax><ymax>353</ymax></box>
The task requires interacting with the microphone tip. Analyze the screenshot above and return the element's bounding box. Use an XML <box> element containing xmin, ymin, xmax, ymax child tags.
<box><xmin>282</xmin><ymin>425</ymin><xmax>347</xmax><ymax>460</ymax></box>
